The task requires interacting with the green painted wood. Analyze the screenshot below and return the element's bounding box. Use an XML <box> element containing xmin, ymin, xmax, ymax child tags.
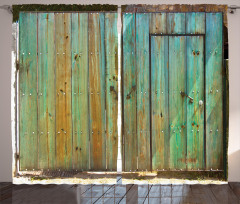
<box><xmin>19</xmin><ymin>13</ymin><xmax>38</xmax><ymax>170</ymax></box>
<box><xmin>150</xmin><ymin>13</ymin><xmax>167</xmax><ymax>34</ymax></box>
<box><xmin>167</xmin><ymin>13</ymin><xmax>185</xmax><ymax>34</ymax></box>
<box><xmin>169</xmin><ymin>36</ymin><xmax>187</xmax><ymax>170</ymax></box>
<box><xmin>136</xmin><ymin>13</ymin><xmax>150</xmax><ymax>170</ymax></box>
<box><xmin>186</xmin><ymin>12</ymin><xmax>205</xmax><ymax>34</ymax></box>
<box><xmin>151</xmin><ymin>36</ymin><xmax>169</xmax><ymax>170</ymax></box>
<box><xmin>89</xmin><ymin>13</ymin><xmax>106</xmax><ymax>170</ymax></box>
<box><xmin>205</xmin><ymin>13</ymin><xmax>223</xmax><ymax>170</ymax></box>
<box><xmin>123</xmin><ymin>13</ymin><xmax>137</xmax><ymax>171</ymax></box>
<box><xmin>55</xmin><ymin>13</ymin><xmax>72</xmax><ymax>169</ymax></box>
<box><xmin>105</xmin><ymin>13</ymin><xmax>118</xmax><ymax>171</ymax></box>
<box><xmin>186</xmin><ymin>36</ymin><xmax>204</xmax><ymax>170</ymax></box>
<box><xmin>38</xmin><ymin>13</ymin><xmax>55</xmax><ymax>169</ymax></box>
<box><xmin>71</xmin><ymin>13</ymin><xmax>89</xmax><ymax>170</ymax></box>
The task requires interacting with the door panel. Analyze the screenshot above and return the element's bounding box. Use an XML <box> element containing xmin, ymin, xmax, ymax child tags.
<box><xmin>123</xmin><ymin>13</ymin><xmax>137</xmax><ymax>171</ymax></box>
<box><xmin>169</xmin><ymin>36</ymin><xmax>187</xmax><ymax>170</ymax></box>
<box><xmin>151</xmin><ymin>36</ymin><xmax>169</xmax><ymax>170</ymax></box>
<box><xmin>151</xmin><ymin>35</ymin><xmax>204</xmax><ymax>170</ymax></box>
<box><xmin>136</xmin><ymin>13</ymin><xmax>151</xmax><ymax>170</ymax></box>
<box><xmin>186</xmin><ymin>36</ymin><xmax>204</xmax><ymax>170</ymax></box>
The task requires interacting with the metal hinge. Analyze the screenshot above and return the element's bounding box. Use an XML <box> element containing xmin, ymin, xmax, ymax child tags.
<box><xmin>15</xmin><ymin>153</ymin><xmax>20</xmax><ymax>160</ymax></box>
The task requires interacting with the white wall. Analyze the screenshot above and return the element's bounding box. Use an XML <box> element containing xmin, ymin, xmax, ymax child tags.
<box><xmin>0</xmin><ymin>0</ymin><xmax>240</xmax><ymax>182</ymax></box>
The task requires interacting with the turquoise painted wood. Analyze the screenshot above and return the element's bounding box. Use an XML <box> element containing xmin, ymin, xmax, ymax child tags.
<box><xmin>151</xmin><ymin>36</ymin><xmax>169</xmax><ymax>170</ymax></box>
<box><xmin>186</xmin><ymin>12</ymin><xmax>205</xmax><ymax>34</ymax></box>
<box><xmin>55</xmin><ymin>13</ymin><xmax>72</xmax><ymax>169</ymax></box>
<box><xmin>123</xmin><ymin>13</ymin><xmax>137</xmax><ymax>171</ymax></box>
<box><xmin>167</xmin><ymin>13</ymin><xmax>185</xmax><ymax>34</ymax></box>
<box><xmin>169</xmin><ymin>36</ymin><xmax>187</xmax><ymax>170</ymax></box>
<box><xmin>136</xmin><ymin>13</ymin><xmax>150</xmax><ymax>170</ymax></box>
<box><xmin>38</xmin><ymin>13</ymin><xmax>55</xmax><ymax>169</ymax></box>
<box><xmin>205</xmin><ymin>13</ymin><xmax>223</xmax><ymax>170</ymax></box>
<box><xmin>88</xmin><ymin>13</ymin><xmax>106</xmax><ymax>170</ymax></box>
<box><xmin>186</xmin><ymin>36</ymin><xmax>204</xmax><ymax>170</ymax></box>
<box><xmin>71</xmin><ymin>13</ymin><xmax>89</xmax><ymax>170</ymax></box>
<box><xmin>19</xmin><ymin>12</ymin><xmax>118</xmax><ymax>172</ymax></box>
<box><xmin>150</xmin><ymin>13</ymin><xmax>167</xmax><ymax>34</ymax></box>
<box><xmin>19</xmin><ymin>13</ymin><xmax>38</xmax><ymax>170</ymax></box>
<box><xmin>105</xmin><ymin>13</ymin><xmax>118</xmax><ymax>171</ymax></box>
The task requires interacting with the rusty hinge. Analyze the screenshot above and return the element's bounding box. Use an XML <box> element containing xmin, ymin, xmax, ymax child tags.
<box><xmin>15</xmin><ymin>153</ymin><xmax>20</xmax><ymax>160</ymax></box>
<box><xmin>16</xmin><ymin>61</ymin><xmax>19</xmax><ymax>71</ymax></box>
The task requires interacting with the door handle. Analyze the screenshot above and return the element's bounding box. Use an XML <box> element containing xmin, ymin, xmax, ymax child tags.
<box><xmin>180</xmin><ymin>91</ymin><xmax>193</xmax><ymax>103</ymax></box>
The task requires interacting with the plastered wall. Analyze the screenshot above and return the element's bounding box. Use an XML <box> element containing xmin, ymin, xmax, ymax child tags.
<box><xmin>0</xmin><ymin>0</ymin><xmax>240</xmax><ymax>182</ymax></box>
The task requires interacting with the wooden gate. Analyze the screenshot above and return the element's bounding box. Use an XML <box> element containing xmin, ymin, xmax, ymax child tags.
<box><xmin>122</xmin><ymin>12</ymin><xmax>224</xmax><ymax>171</ymax></box>
<box><xmin>19</xmin><ymin>12</ymin><xmax>118</xmax><ymax>171</ymax></box>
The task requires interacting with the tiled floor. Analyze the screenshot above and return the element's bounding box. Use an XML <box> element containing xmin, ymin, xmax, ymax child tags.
<box><xmin>1</xmin><ymin>182</ymin><xmax>240</xmax><ymax>203</ymax></box>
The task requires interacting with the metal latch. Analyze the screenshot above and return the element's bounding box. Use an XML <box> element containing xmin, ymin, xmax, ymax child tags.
<box><xmin>180</xmin><ymin>91</ymin><xmax>193</xmax><ymax>103</ymax></box>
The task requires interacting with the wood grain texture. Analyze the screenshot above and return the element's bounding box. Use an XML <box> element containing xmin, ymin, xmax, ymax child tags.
<box><xmin>136</xmin><ymin>13</ymin><xmax>150</xmax><ymax>170</ymax></box>
<box><xmin>38</xmin><ymin>13</ymin><xmax>56</xmax><ymax>169</ymax></box>
<box><xmin>167</xmin><ymin>13</ymin><xmax>185</xmax><ymax>34</ymax></box>
<box><xmin>55</xmin><ymin>13</ymin><xmax>72</xmax><ymax>169</ymax></box>
<box><xmin>19</xmin><ymin>12</ymin><xmax>38</xmax><ymax>170</ymax></box>
<box><xmin>150</xmin><ymin>13</ymin><xmax>167</xmax><ymax>34</ymax></box>
<box><xmin>123</xmin><ymin>13</ymin><xmax>137</xmax><ymax>171</ymax></box>
<box><xmin>151</xmin><ymin>36</ymin><xmax>169</xmax><ymax>170</ymax></box>
<box><xmin>89</xmin><ymin>13</ymin><xmax>106</xmax><ymax>170</ymax></box>
<box><xmin>186</xmin><ymin>36</ymin><xmax>204</xmax><ymax>170</ymax></box>
<box><xmin>169</xmin><ymin>36</ymin><xmax>187</xmax><ymax>170</ymax></box>
<box><xmin>71</xmin><ymin>13</ymin><xmax>89</xmax><ymax>170</ymax></box>
<box><xmin>205</xmin><ymin>13</ymin><xmax>223</xmax><ymax>170</ymax></box>
<box><xmin>105</xmin><ymin>13</ymin><xmax>118</xmax><ymax>171</ymax></box>
<box><xmin>186</xmin><ymin>12</ymin><xmax>205</xmax><ymax>34</ymax></box>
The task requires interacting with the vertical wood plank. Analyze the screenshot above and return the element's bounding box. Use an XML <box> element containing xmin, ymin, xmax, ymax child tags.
<box><xmin>123</xmin><ymin>13</ymin><xmax>137</xmax><ymax>171</ymax></box>
<box><xmin>19</xmin><ymin>13</ymin><xmax>38</xmax><ymax>170</ymax></box>
<box><xmin>38</xmin><ymin>13</ymin><xmax>55</xmax><ymax>169</ymax></box>
<box><xmin>151</xmin><ymin>36</ymin><xmax>169</xmax><ymax>170</ymax></box>
<box><xmin>136</xmin><ymin>13</ymin><xmax>150</xmax><ymax>170</ymax></box>
<box><xmin>205</xmin><ymin>13</ymin><xmax>223</xmax><ymax>170</ymax></box>
<box><xmin>169</xmin><ymin>36</ymin><xmax>187</xmax><ymax>170</ymax></box>
<box><xmin>71</xmin><ymin>13</ymin><xmax>89</xmax><ymax>170</ymax></box>
<box><xmin>150</xmin><ymin>13</ymin><xmax>167</xmax><ymax>34</ymax></box>
<box><xmin>89</xmin><ymin>13</ymin><xmax>106</xmax><ymax>170</ymax></box>
<box><xmin>167</xmin><ymin>13</ymin><xmax>185</xmax><ymax>34</ymax></box>
<box><xmin>186</xmin><ymin>36</ymin><xmax>204</xmax><ymax>169</ymax></box>
<box><xmin>55</xmin><ymin>13</ymin><xmax>72</xmax><ymax>169</ymax></box>
<box><xmin>105</xmin><ymin>13</ymin><xmax>118</xmax><ymax>171</ymax></box>
<box><xmin>186</xmin><ymin>12</ymin><xmax>205</xmax><ymax>34</ymax></box>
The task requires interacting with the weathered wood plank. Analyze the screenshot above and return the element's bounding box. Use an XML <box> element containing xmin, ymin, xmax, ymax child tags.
<box><xmin>71</xmin><ymin>13</ymin><xmax>89</xmax><ymax>170</ymax></box>
<box><xmin>169</xmin><ymin>36</ymin><xmax>187</xmax><ymax>170</ymax></box>
<box><xmin>150</xmin><ymin>13</ymin><xmax>167</xmax><ymax>34</ymax></box>
<box><xmin>19</xmin><ymin>12</ymin><xmax>38</xmax><ymax>170</ymax></box>
<box><xmin>151</xmin><ymin>36</ymin><xmax>169</xmax><ymax>170</ymax></box>
<box><xmin>186</xmin><ymin>12</ymin><xmax>205</xmax><ymax>34</ymax></box>
<box><xmin>205</xmin><ymin>12</ymin><xmax>223</xmax><ymax>170</ymax></box>
<box><xmin>89</xmin><ymin>13</ymin><xmax>106</xmax><ymax>170</ymax></box>
<box><xmin>105</xmin><ymin>13</ymin><xmax>118</xmax><ymax>171</ymax></box>
<box><xmin>123</xmin><ymin>13</ymin><xmax>137</xmax><ymax>171</ymax></box>
<box><xmin>38</xmin><ymin>13</ymin><xmax>55</xmax><ymax>170</ymax></box>
<box><xmin>186</xmin><ymin>36</ymin><xmax>204</xmax><ymax>170</ymax></box>
<box><xmin>136</xmin><ymin>13</ymin><xmax>150</xmax><ymax>171</ymax></box>
<box><xmin>55</xmin><ymin>13</ymin><xmax>72</xmax><ymax>169</ymax></box>
<box><xmin>167</xmin><ymin>13</ymin><xmax>185</xmax><ymax>34</ymax></box>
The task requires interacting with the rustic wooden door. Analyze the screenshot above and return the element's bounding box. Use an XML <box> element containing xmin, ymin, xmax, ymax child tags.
<box><xmin>151</xmin><ymin>35</ymin><xmax>204</xmax><ymax>170</ymax></box>
<box><xmin>19</xmin><ymin>12</ymin><xmax>118</xmax><ymax>172</ymax></box>
<box><xmin>122</xmin><ymin>12</ymin><xmax>224</xmax><ymax>171</ymax></box>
